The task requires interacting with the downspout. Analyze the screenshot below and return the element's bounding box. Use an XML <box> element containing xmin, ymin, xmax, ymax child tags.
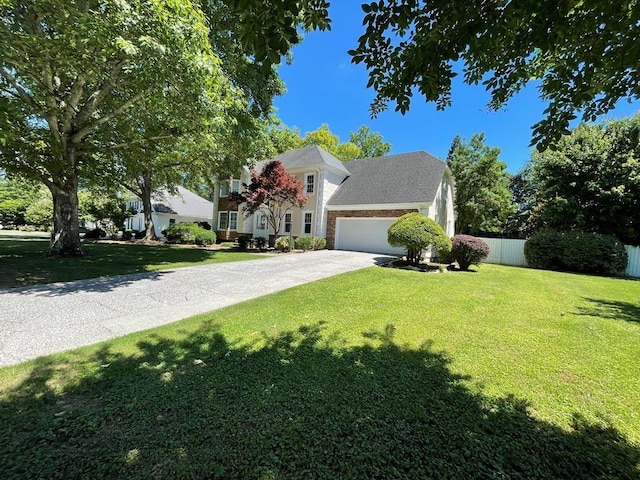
<box><xmin>314</xmin><ymin>167</ymin><xmax>321</xmax><ymax>239</ymax></box>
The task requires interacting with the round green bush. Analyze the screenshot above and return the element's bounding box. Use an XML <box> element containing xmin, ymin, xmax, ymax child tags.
<box><xmin>313</xmin><ymin>237</ymin><xmax>327</xmax><ymax>250</ymax></box>
<box><xmin>275</xmin><ymin>236</ymin><xmax>291</xmax><ymax>252</ymax></box>
<box><xmin>450</xmin><ymin>235</ymin><xmax>490</xmax><ymax>270</ymax></box>
<box><xmin>524</xmin><ymin>231</ymin><xmax>627</xmax><ymax>275</ymax></box>
<box><xmin>387</xmin><ymin>213</ymin><xmax>451</xmax><ymax>265</ymax></box>
<box><xmin>166</xmin><ymin>222</ymin><xmax>216</xmax><ymax>245</ymax></box>
<box><xmin>295</xmin><ymin>235</ymin><xmax>313</xmax><ymax>251</ymax></box>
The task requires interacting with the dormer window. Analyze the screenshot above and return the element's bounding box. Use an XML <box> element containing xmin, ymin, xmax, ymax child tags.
<box><xmin>305</xmin><ymin>173</ymin><xmax>315</xmax><ymax>194</ymax></box>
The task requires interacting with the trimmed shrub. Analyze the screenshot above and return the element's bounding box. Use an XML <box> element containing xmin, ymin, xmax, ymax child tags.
<box><xmin>166</xmin><ymin>222</ymin><xmax>216</xmax><ymax>246</ymax></box>
<box><xmin>388</xmin><ymin>213</ymin><xmax>452</xmax><ymax>265</ymax></box>
<box><xmin>313</xmin><ymin>237</ymin><xmax>327</xmax><ymax>250</ymax></box>
<box><xmin>83</xmin><ymin>228</ymin><xmax>106</xmax><ymax>239</ymax></box>
<box><xmin>134</xmin><ymin>230</ymin><xmax>147</xmax><ymax>239</ymax></box>
<box><xmin>237</xmin><ymin>235</ymin><xmax>251</xmax><ymax>250</ymax></box>
<box><xmin>255</xmin><ymin>236</ymin><xmax>267</xmax><ymax>250</ymax></box>
<box><xmin>275</xmin><ymin>236</ymin><xmax>291</xmax><ymax>252</ymax></box>
<box><xmin>122</xmin><ymin>230</ymin><xmax>134</xmax><ymax>241</ymax></box>
<box><xmin>524</xmin><ymin>231</ymin><xmax>627</xmax><ymax>275</ymax></box>
<box><xmin>295</xmin><ymin>235</ymin><xmax>313</xmax><ymax>251</ymax></box>
<box><xmin>449</xmin><ymin>235</ymin><xmax>490</xmax><ymax>271</ymax></box>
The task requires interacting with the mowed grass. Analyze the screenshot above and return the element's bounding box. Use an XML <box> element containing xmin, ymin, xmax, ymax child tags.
<box><xmin>1</xmin><ymin>265</ymin><xmax>639</xmax><ymax>478</ymax></box>
<box><xmin>0</xmin><ymin>238</ymin><xmax>261</xmax><ymax>288</ymax></box>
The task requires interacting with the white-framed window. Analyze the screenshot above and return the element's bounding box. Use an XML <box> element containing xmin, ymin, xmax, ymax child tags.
<box><xmin>218</xmin><ymin>211</ymin><xmax>239</xmax><ymax>231</ymax></box>
<box><xmin>303</xmin><ymin>212</ymin><xmax>312</xmax><ymax>234</ymax></box>
<box><xmin>305</xmin><ymin>173</ymin><xmax>315</xmax><ymax>194</ymax></box>
<box><xmin>284</xmin><ymin>213</ymin><xmax>292</xmax><ymax>233</ymax></box>
<box><xmin>219</xmin><ymin>179</ymin><xmax>241</xmax><ymax>197</ymax></box>
<box><xmin>218</xmin><ymin>212</ymin><xmax>228</xmax><ymax>230</ymax></box>
<box><xmin>256</xmin><ymin>213</ymin><xmax>267</xmax><ymax>230</ymax></box>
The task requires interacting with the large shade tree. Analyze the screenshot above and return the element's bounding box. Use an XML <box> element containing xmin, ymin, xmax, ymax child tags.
<box><xmin>0</xmin><ymin>0</ymin><xmax>228</xmax><ymax>255</ymax></box>
<box><xmin>524</xmin><ymin>114</ymin><xmax>640</xmax><ymax>245</ymax></box>
<box><xmin>349</xmin><ymin>1</ymin><xmax>640</xmax><ymax>149</ymax></box>
<box><xmin>447</xmin><ymin>134</ymin><xmax>515</xmax><ymax>235</ymax></box>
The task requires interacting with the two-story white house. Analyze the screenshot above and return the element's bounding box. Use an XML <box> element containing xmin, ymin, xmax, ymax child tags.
<box><xmin>213</xmin><ymin>145</ymin><xmax>455</xmax><ymax>254</ymax></box>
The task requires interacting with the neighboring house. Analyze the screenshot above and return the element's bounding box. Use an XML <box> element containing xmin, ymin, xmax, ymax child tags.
<box><xmin>125</xmin><ymin>186</ymin><xmax>214</xmax><ymax>237</ymax></box>
<box><xmin>213</xmin><ymin>146</ymin><xmax>455</xmax><ymax>255</ymax></box>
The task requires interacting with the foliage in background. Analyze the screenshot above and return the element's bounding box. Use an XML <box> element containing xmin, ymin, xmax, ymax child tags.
<box><xmin>302</xmin><ymin>124</ymin><xmax>363</xmax><ymax>161</ymax></box>
<box><xmin>0</xmin><ymin>177</ymin><xmax>40</xmax><ymax>228</ymax></box>
<box><xmin>165</xmin><ymin>223</ymin><xmax>217</xmax><ymax>246</ymax></box>
<box><xmin>348</xmin><ymin>125</ymin><xmax>391</xmax><ymax>158</ymax></box>
<box><xmin>349</xmin><ymin>0</ymin><xmax>640</xmax><ymax>149</ymax></box>
<box><xmin>387</xmin><ymin>212</ymin><xmax>451</xmax><ymax>265</ymax></box>
<box><xmin>448</xmin><ymin>235</ymin><xmax>490</xmax><ymax>271</ymax></box>
<box><xmin>524</xmin><ymin>231</ymin><xmax>628</xmax><ymax>276</ymax></box>
<box><xmin>447</xmin><ymin>134</ymin><xmax>515</xmax><ymax>235</ymax></box>
<box><xmin>523</xmin><ymin>114</ymin><xmax>640</xmax><ymax>245</ymax></box>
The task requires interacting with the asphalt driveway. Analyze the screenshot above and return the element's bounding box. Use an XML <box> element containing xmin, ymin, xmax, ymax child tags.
<box><xmin>0</xmin><ymin>250</ymin><xmax>393</xmax><ymax>367</ymax></box>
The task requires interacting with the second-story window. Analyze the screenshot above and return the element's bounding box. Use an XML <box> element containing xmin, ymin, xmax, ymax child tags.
<box><xmin>219</xmin><ymin>182</ymin><xmax>229</xmax><ymax>197</ymax></box>
<box><xmin>305</xmin><ymin>174</ymin><xmax>314</xmax><ymax>194</ymax></box>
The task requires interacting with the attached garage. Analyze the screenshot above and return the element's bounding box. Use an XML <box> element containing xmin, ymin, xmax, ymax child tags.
<box><xmin>334</xmin><ymin>217</ymin><xmax>405</xmax><ymax>255</ymax></box>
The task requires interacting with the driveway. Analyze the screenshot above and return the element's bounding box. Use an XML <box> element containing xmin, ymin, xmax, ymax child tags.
<box><xmin>0</xmin><ymin>250</ymin><xmax>393</xmax><ymax>367</ymax></box>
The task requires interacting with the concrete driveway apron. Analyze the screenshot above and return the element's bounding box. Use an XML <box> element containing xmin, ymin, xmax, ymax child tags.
<box><xmin>0</xmin><ymin>250</ymin><xmax>393</xmax><ymax>367</ymax></box>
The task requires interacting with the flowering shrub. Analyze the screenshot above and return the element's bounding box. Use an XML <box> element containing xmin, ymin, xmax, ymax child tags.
<box><xmin>275</xmin><ymin>236</ymin><xmax>291</xmax><ymax>252</ymax></box>
<box><xmin>313</xmin><ymin>237</ymin><xmax>327</xmax><ymax>250</ymax></box>
<box><xmin>449</xmin><ymin>235</ymin><xmax>490</xmax><ymax>270</ymax></box>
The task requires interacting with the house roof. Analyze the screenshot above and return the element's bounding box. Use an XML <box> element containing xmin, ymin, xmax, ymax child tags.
<box><xmin>262</xmin><ymin>145</ymin><xmax>351</xmax><ymax>176</ymax></box>
<box><xmin>327</xmin><ymin>151</ymin><xmax>448</xmax><ymax>206</ymax></box>
<box><xmin>150</xmin><ymin>186</ymin><xmax>213</xmax><ymax>219</ymax></box>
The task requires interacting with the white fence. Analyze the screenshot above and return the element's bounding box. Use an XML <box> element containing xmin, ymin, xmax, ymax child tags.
<box><xmin>478</xmin><ymin>237</ymin><xmax>640</xmax><ymax>278</ymax></box>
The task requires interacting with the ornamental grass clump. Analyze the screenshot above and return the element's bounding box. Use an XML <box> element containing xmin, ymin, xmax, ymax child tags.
<box><xmin>387</xmin><ymin>213</ymin><xmax>451</xmax><ymax>266</ymax></box>
<box><xmin>449</xmin><ymin>235</ymin><xmax>490</xmax><ymax>270</ymax></box>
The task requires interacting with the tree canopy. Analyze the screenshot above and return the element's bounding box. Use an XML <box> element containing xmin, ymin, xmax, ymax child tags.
<box><xmin>349</xmin><ymin>1</ymin><xmax>640</xmax><ymax>149</ymax></box>
<box><xmin>523</xmin><ymin>114</ymin><xmax>640</xmax><ymax>245</ymax></box>
<box><xmin>447</xmin><ymin>134</ymin><xmax>514</xmax><ymax>235</ymax></box>
<box><xmin>348</xmin><ymin>125</ymin><xmax>391</xmax><ymax>158</ymax></box>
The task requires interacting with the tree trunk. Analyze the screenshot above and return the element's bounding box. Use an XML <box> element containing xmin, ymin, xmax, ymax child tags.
<box><xmin>49</xmin><ymin>177</ymin><xmax>83</xmax><ymax>257</ymax></box>
<box><xmin>137</xmin><ymin>171</ymin><xmax>158</xmax><ymax>241</ymax></box>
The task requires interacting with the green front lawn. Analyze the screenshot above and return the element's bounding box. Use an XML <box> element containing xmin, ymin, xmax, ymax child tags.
<box><xmin>0</xmin><ymin>238</ymin><xmax>261</xmax><ymax>288</ymax></box>
<box><xmin>1</xmin><ymin>265</ymin><xmax>639</xmax><ymax>478</ymax></box>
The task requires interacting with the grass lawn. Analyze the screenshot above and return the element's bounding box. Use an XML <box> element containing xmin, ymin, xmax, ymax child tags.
<box><xmin>0</xmin><ymin>238</ymin><xmax>261</xmax><ymax>288</ymax></box>
<box><xmin>1</xmin><ymin>264</ymin><xmax>639</xmax><ymax>478</ymax></box>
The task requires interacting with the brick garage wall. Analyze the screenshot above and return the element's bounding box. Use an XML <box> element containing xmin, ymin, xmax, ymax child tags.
<box><xmin>326</xmin><ymin>209</ymin><xmax>417</xmax><ymax>249</ymax></box>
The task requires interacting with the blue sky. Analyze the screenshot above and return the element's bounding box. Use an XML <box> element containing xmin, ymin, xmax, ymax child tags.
<box><xmin>273</xmin><ymin>3</ymin><xmax>640</xmax><ymax>173</ymax></box>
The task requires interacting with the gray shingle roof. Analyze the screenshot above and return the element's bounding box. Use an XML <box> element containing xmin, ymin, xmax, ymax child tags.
<box><xmin>327</xmin><ymin>151</ymin><xmax>447</xmax><ymax>206</ymax></box>
<box><xmin>151</xmin><ymin>186</ymin><xmax>213</xmax><ymax>219</ymax></box>
<box><xmin>263</xmin><ymin>145</ymin><xmax>351</xmax><ymax>176</ymax></box>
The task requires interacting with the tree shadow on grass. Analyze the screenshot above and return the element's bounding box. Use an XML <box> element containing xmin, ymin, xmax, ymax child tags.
<box><xmin>576</xmin><ymin>297</ymin><xmax>640</xmax><ymax>324</ymax></box>
<box><xmin>1</xmin><ymin>322</ymin><xmax>638</xmax><ymax>479</ymax></box>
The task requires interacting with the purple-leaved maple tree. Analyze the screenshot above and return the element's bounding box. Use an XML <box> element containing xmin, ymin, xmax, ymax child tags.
<box><xmin>231</xmin><ymin>161</ymin><xmax>308</xmax><ymax>245</ymax></box>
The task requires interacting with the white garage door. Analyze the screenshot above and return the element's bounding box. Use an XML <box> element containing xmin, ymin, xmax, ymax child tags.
<box><xmin>335</xmin><ymin>217</ymin><xmax>405</xmax><ymax>255</ymax></box>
